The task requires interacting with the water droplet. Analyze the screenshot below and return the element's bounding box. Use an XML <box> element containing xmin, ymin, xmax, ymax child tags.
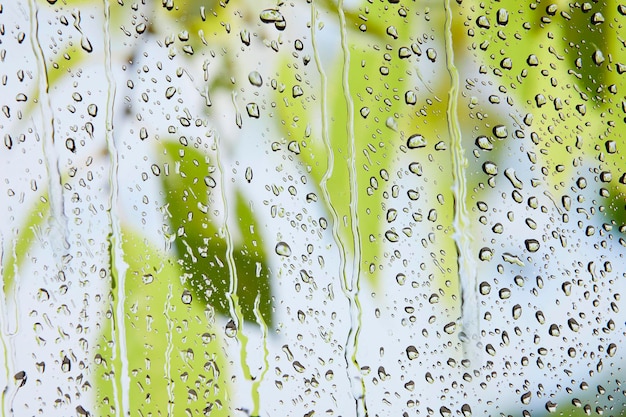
<box><xmin>475</xmin><ymin>136</ymin><xmax>493</xmax><ymax>150</ymax></box>
<box><xmin>405</xmin><ymin>91</ymin><xmax>417</xmax><ymax>105</ymax></box>
<box><xmin>443</xmin><ymin>322</ymin><xmax>456</xmax><ymax>334</ymax></box>
<box><xmin>246</xmin><ymin>103</ymin><xmax>260</xmax><ymax>118</ymax></box>
<box><xmin>591</xmin><ymin>12</ymin><xmax>605</xmax><ymax>24</ymax></box>
<box><xmin>65</xmin><ymin>138</ymin><xmax>76</xmax><ymax>153</ymax></box>
<box><xmin>521</xmin><ymin>392</ymin><xmax>532</xmax><ymax>405</ymax></box>
<box><xmin>568</xmin><ymin>318</ymin><xmax>580</xmax><ymax>332</ymax></box>
<box><xmin>181</xmin><ymin>290</ymin><xmax>192</xmax><ymax>304</ymax></box>
<box><xmin>407</xmin><ymin>134</ymin><xmax>426</xmax><ymax>149</ymax></box>
<box><xmin>292</xmin><ymin>85</ymin><xmax>303</xmax><ymax>98</ymax></box>
<box><xmin>482</xmin><ymin>161</ymin><xmax>498</xmax><ymax>175</ymax></box>
<box><xmin>512</xmin><ymin>304</ymin><xmax>522</xmax><ymax>319</ymax></box>
<box><xmin>500</xmin><ymin>57</ymin><xmax>512</xmax><ymax>70</ymax></box>
<box><xmin>398</xmin><ymin>47</ymin><xmax>411</xmax><ymax>58</ymax></box>
<box><xmin>605</xmin><ymin>140</ymin><xmax>617</xmax><ymax>153</ymax></box>
<box><xmin>165</xmin><ymin>86</ymin><xmax>176</xmax><ymax>99</ymax></box>
<box><xmin>525</xmin><ymin>239</ymin><xmax>540</xmax><ymax>252</ymax></box>
<box><xmin>225</xmin><ymin>319</ymin><xmax>237</xmax><ymax>337</ymax></box>
<box><xmin>245</xmin><ymin>167</ymin><xmax>253</xmax><ymax>183</ymax></box>
<box><xmin>592</xmin><ymin>50</ymin><xmax>605</xmax><ymax>65</ymax></box>
<box><xmin>385</xmin><ymin>230</ymin><xmax>399</xmax><ymax>242</ymax></box>
<box><xmin>142</xmin><ymin>274</ymin><xmax>154</xmax><ymax>284</ymax></box>
<box><xmin>240</xmin><ymin>29</ymin><xmax>251</xmax><ymax>45</ymax></box>
<box><xmin>493</xmin><ymin>125</ymin><xmax>508</xmax><ymax>139</ymax></box>
<box><xmin>248</xmin><ymin>71</ymin><xmax>263</xmax><ymax>87</ymax></box>
<box><xmin>406</xmin><ymin>345</ymin><xmax>419</xmax><ymax>360</ymax></box>
<box><xmin>385</xmin><ymin>117</ymin><xmax>397</xmax><ymax>131</ymax></box>
<box><xmin>426</xmin><ymin>48</ymin><xmax>437</xmax><ymax>62</ymax></box>
<box><xmin>499</xmin><ymin>288</ymin><xmax>511</xmax><ymax>299</ymax></box>
<box><xmin>15</xmin><ymin>370</ymin><xmax>27</xmax><ymax>387</ymax></box>
<box><xmin>408</xmin><ymin>162</ymin><xmax>422</xmax><ymax>176</ymax></box>
<box><xmin>479</xmin><ymin>247</ymin><xmax>493</xmax><ymax>261</ymax></box>
<box><xmin>386</xmin><ymin>25</ymin><xmax>398</xmax><ymax>39</ymax></box>
<box><xmin>496</xmin><ymin>8</ymin><xmax>509</xmax><ymax>25</ymax></box>
<box><xmin>87</xmin><ymin>104</ymin><xmax>97</xmax><ymax>117</ymax></box>
<box><xmin>479</xmin><ymin>281</ymin><xmax>491</xmax><ymax>295</ymax></box>
<box><xmin>527</xmin><ymin>54</ymin><xmax>539</xmax><ymax>66</ymax></box>
<box><xmin>359</xmin><ymin>107</ymin><xmax>370</xmax><ymax>118</ymax></box>
<box><xmin>476</xmin><ymin>15</ymin><xmax>491</xmax><ymax>29</ymax></box>
<box><xmin>260</xmin><ymin>9</ymin><xmax>284</xmax><ymax>23</ymax></box>
<box><xmin>275</xmin><ymin>242</ymin><xmax>292</xmax><ymax>257</ymax></box>
<box><xmin>80</xmin><ymin>37</ymin><xmax>92</xmax><ymax>53</ymax></box>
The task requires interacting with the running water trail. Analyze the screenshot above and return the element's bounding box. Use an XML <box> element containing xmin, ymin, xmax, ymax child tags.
<box><xmin>102</xmin><ymin>0</ymin><xmax>131</xmax><ymax>415</ymax></box>
<box><xmin>214</xmin><ymin>132</ymin><xmax>256</xmax><ymax>415</ymax></box>
<box><xmin>316</xmin><ymin>1</ymin><xmax>367</xmax><ymax>415</ymax></box>
<box><xmin>443</xmin><ymin>0</ymin><xmax>481</xmax><ymax>358</ymax></box>
<box><xmin>28</xmin><ymin>0</ymin><xmax>68</xmax><ymax>260</ymax></box>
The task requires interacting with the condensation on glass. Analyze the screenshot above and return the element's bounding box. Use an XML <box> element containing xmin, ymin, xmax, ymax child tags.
<box><xmin>0</xmin><ymin>0</ymin><xmax>624</xmax><ymax>416</ymax></box>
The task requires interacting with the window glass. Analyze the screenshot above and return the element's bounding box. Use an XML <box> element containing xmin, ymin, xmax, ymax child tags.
<box><xmin>1</xmin><ymin>0</ymin><xmax>624</xmax><ymax>416</ymax></box>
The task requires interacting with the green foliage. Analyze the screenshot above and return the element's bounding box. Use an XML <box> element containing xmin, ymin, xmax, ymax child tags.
<box><xmin>94</xmin><ymin>229</ymin><xmax>231</xmax><ymax>417</ymax></box>
<box><xmin>159</xmin><ymin>139</ymin><xmax>273</xmax><ymax>327</ymax></box>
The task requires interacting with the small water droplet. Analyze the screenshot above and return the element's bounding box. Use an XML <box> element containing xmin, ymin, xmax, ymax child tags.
<box><xmin>479</xmin><ymin>247</ymin><xmax>493</xmax><ymax>261</ymax></box>
<box><xmin>426</xmin><ymin>48</ymin><xmax>437</xmax><ymax>62</ymax></box>
<box><xmin>292</xmin><ymin>85</ymin><xmax>303</xmax><ymax>98</ymax></box>
<box><xmin>225</xmin><ymin>319</ymin><xmax>237</xmax><ymax>337</ymax></box>
<box><xmin>407</xmin><ymin>134</ymin><xmax>426</xmax><ymax>149</ymax></box>
<box><xmin>475</xmin><ymin>136</ymin><xmax>493</xmax><ymax>150</ymax></box>
<box><xmin>405</xmin><ymin>91</ymin><xmax>417</xmax><ymax>105</ymax></box>
<box><xmin>385</xmin><ymin>117</ymin><xmax>397</xmax><ymax>131</ymax></box>
<box><xmin>87</xmin><ymin>104</ymin><xmax>97</xmax><ymax>117</ymax></box>
<box><xmin>476</xmin><ymin>15</ymin><xmax>491</xmax><ymax>29</ymax></box>
<box><xmin>385</xmin><ymin>230</ymin><xmax>399</xmax><ymax>242</ymax></box>
<box><xmin>248</xmin><ymin>71</ymin><xmax>263</xmax><ymax>87</ymax></box>
<box><xmin>260</xmin><ymin>9</ymin><xmax>284</xmax><ymax>23</ymax></box>
<box><xmin>275</xmin><ymin>242</ymin><xmax>292</xmax><ymax>257</ymax></box>
<box><xmin>482</xmin><ymin>161</ymin><xmax>498</xmax><ymax>175</ymax></box>
<box><xmin>525</xmin><ymin>239</ymin><xmax>540</xmax><ymax>252</ymax></box>
<box><xmin>592</xmin><ymin>50</ymin><xmax>605</xmax><ymax>65</ymax></box>
<box><xmin>398</xmin><ymin>47</ymin><xmax>411</xmax><ymax>59</ymax></box>
<box><xmin>443</xmin><ymin>322</ymin><xmax>456</xmax><ymax>334</ymax></box>
<box><xmin>246</xmin><ymin>103</ymin><xmax>260</xmax><ymax>118</ymax></box>
<box><xmin>66</xmin><ymin>138</ymin><xmax>76</xmax><ymax>153</ymax></box>
<box><xmin>496</xmin><ymin>8</ymin><xmax>509</xmax><ymax>25</ymax></box>
<box><xmin>80</xmin><ymin>37</ymin><xmax>93</xmax><ymax>53</ymax></box>
<box><xmin>405</xmin><ymin>345</ymin><xmax>419</xmax><ymax>360</ymax></box>
<box><xmin>181</xmin><ymin>290</ymin><xmax>192</xmax><ymax>304</ymax></box>
<box><xmin>386</xmin><ymin>25</ymin><xmax>398</xmax><ymax>39</ymax></box>
<box><xmin>479</xmin><ymin>281</ymin><xmax>491</xmax><ymax>295</ymax></box>
<box><xmin>493</xmin><ymin>125</ymin><xmax>508</xmax><ymax>138</ymax></box>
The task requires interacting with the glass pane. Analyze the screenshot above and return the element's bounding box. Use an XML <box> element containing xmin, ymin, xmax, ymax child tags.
<box><xmin>1</xmin><ymin>0</ymin><xmax>624</xmax><ymax>416</ymax></box>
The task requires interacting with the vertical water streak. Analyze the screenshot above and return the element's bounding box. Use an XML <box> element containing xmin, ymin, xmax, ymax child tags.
<box><xmin>0</xmin><ymin>239</ymin><xmax>10</xmax><ymax>417</ymax></box>
<box><xmin>337</xmin><ymin>2</ymin><xmax>367</xmax><ymax>415</ymax></box>
<box><xmin>28</xmin><ymin>0</ymin><xmax>68</xmax><ymax>258</ymax></box>
<box><xmin>214</xmin><ymin>133</ymin><xmax>254</xmax><ymax>413</ymax></box>
<box><xmin>443</xmin><ymin>0</ymin><xmax>480</xmax><ymax>351</ymax></box>
<box><xmin>251</xmin><ymin>295</ymin><xmax>270</xmax><ymax>417</ymax></box>
<box><xmin>312</xmin><ymin>2</ymin><xmax>366</xmax><ymax>414</ymax></box>
<box><xmin>164</xmin><ymin>284</ymin><xmax>174</xmax><ymax>417</ymax></box>
<box><xmin>102</xmin><ymin>0</ymin><xmax>130</xmax><ymax>415</ymax></box>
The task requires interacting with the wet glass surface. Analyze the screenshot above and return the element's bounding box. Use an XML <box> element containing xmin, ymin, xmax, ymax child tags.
<box><xmin>1</xmin><ymin>0</ymin><xmax>625</xmax><ymax>416</ymax></box>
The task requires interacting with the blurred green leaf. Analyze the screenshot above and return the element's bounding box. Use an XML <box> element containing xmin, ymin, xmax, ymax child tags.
<box><xmin>159</xmin><ymin>139</ymin><xmax>273</xmax><ymax>327</ymax></box>
<box><xmin>94</xmin><ymin>228</ymin><xmax>231</xmax><ymax>417</ymax></box>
